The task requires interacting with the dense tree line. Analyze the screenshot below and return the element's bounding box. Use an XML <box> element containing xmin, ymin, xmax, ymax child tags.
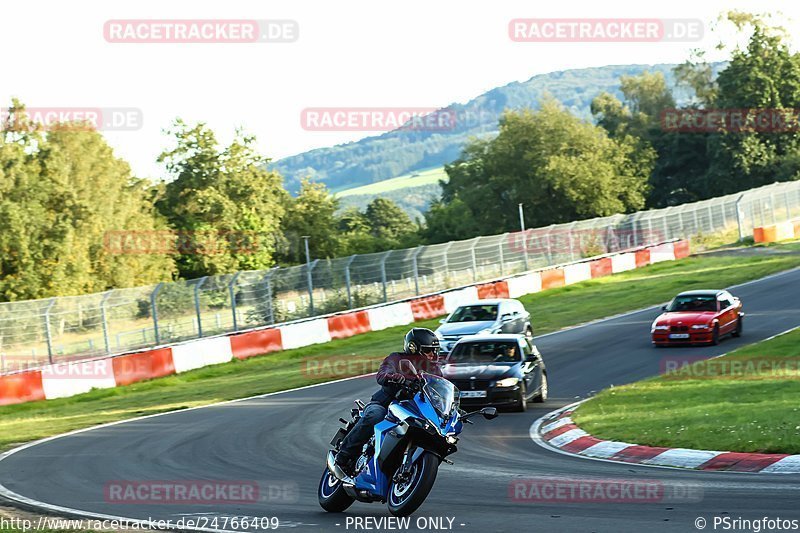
<box><xmin>2</xmin><ymin>11</ymin><xmax>797</xmax><ymax>302</ymax></box>
<box><xmin>424</xmin><ymin>11</ymin><xmax>800</xmax><ymax>240</ymax></box>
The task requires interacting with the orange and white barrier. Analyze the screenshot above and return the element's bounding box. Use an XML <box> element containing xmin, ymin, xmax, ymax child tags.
<box><xmin>0</xmin><ymin>239</ymin><xmax>690</xmax><ymax>406</ymax></box>
<box><xmin>754</xmin><ymin>220</ymin><xmax>800</xmax><ymax>243</ymax></box>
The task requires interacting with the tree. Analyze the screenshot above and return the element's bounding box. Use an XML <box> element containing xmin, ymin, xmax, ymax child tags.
<box><xmin>364</xmin><ymin>198</ymin><xmax>414</xmax><ymax>241</ymax></box>
<box><xmin>703</xmin><ymin>11</ymin><xmax>800</xmax><ymax>193</ymax></box>
<box><xmin>279</xmin><ymin>177</ymin><xmax>340</xmax><ymax>263</ymax></box>
<box><xmin>157</xmin><ymin>120</ymin><xmax>287</xmax><ymax>278</ymax></box>
<box><xmin>0</xmin><ymin>100</ymin><xmax>174</xmax><ymax>301</ymax></box>
<box><xmin>429</xmin><ymin>100</ymin><xmax>654</xmax><ymax>240</ymax></box>
<box><xmin>592</xmin><ymin>71</ymin><xmax>708</xmax><ymax>207</ymax></box>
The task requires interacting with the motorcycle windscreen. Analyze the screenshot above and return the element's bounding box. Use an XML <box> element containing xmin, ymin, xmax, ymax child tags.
<box><xmin>424</xmin><ymin>375</ymin><xmax>459</xmax><ymax>419</ymax></box>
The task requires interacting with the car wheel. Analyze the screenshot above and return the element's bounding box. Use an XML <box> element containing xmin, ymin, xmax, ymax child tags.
<box><xmin>533</xmin><ymin>373</ymin><xmax>548</xmax><ymax>403</ymax></box>
<box><xmin>513</xmin><ymin>383</ymin><xmax>527</xmax><ymax>412</ymax></box>
<box><xmin>711</xmin><ymin>325</ymin><xmax>720</xmax><ymax>345</ymax></box>
<box><xmin>732</xmin><ymin>317</ymin><xmax>743</xmax><ymax>338</ymax></box>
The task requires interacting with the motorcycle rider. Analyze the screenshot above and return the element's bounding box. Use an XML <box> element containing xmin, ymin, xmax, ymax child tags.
<box><xmin>334</xmin><ymin>327</ymin><xmax>443</xmax><ymax>476</ymax></box>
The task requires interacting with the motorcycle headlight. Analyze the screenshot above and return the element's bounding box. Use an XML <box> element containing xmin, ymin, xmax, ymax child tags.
<box><xmin>496</xmin><ymin>377</ymin><xmax>519</xmax><ymax>387</ymax></box>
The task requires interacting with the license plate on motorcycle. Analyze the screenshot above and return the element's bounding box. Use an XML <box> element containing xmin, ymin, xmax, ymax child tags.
<box><xmin>460</xmin><ymin>391</ymin><xmax>487</xmax><ymax>398</ymax></box>
<box><xmin>669</xmin><ymin>333</ymin><xmax>690</xmax><ymax>339</ymax></box>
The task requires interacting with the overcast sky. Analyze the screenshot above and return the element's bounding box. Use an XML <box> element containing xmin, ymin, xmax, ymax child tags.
<box><xmin>2</xmin><ymin>0</ymin><xmax>798</xmax><ymax>181</ymax></box>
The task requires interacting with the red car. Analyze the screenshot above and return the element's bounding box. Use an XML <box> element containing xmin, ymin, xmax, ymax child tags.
<box><xmin>651</xmin><ymin>290</ymin><xmax>743</xmax><ymax>346</ymax></box>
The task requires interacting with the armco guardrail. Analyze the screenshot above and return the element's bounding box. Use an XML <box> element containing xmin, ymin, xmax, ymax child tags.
<box><xmin>0</xmin><ymin>239</ymin><xmax>689</xmax><ymax>406</ymax></box>
<box><xmin>0</xmin><ymin>180</ymin><xmax>797</xmax><ymax>373</ymax></box>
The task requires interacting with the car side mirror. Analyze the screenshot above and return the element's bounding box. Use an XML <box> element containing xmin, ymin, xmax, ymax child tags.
<box><xmin>661</xmin><ymin>305</ymin><xmax>667</xmax><ymax>310</ymax></box>
<box><xmin>481</xmin><ymin>407</ymin><xmax>498</xmax><ymax>420</ymax></box>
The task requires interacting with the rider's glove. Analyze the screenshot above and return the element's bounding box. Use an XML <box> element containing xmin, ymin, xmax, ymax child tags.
<box><xmin>386</xmin><ymin>373</ymin><xmax>406</xmax><ymax>386</ymax></box>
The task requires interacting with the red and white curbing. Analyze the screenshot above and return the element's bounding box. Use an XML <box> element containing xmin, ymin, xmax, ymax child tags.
<box><xmin>534</xmin><ymin>403</ymin><xmax>800</xmax><ymax>474</ymax></box>
<box><xmin>0</xmin><ymin>239</ymin><xmax>689</xmax><ymax>407</ymax></box>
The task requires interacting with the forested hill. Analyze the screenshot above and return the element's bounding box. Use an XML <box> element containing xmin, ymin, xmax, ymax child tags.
<box><xmin>273</xmin><ymin>63</ymin><xmax>696</xmax><ymax>194</ymax></box>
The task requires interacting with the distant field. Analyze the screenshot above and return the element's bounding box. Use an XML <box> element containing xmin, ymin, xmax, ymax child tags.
<box><xmin>335</xmin><ymin>166</ymin><xmax>448</xmax><ymax>197</ymax></box>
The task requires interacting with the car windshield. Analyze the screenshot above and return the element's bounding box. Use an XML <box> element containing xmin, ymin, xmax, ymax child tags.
<box><xmin>447</xmin><ymin>341</ymin><xmax>522</xmax><ymax>364</ymax></box>
<box><xmin>447</xmin><ymin>305</ymin><xmax>498</xmax><ymax>323</ymax></box>
<box><xmin>666</xmin><ymin>295</ymin><xmax>718</xmax><ymax>312</ymax></box>
<box><xmin>423</xmin><ymin>374</ymin><xmax>458</xmax><ymax>418</ymax></box>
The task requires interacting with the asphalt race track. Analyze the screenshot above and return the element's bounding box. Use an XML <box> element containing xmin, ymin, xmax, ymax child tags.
<box><xmin>3</xmin><ymin>267</ymin><xmax>800</xmax><ymax>532</ymax></box>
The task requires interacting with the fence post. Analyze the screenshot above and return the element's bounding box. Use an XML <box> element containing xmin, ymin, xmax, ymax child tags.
<box><xmin>567</xmin><ymin>222</ymin><xmax>577</xmax><ymax>260</ymax></box>
<box><xmin>194</xmin><ymin>277</ymin><xmax>207</xmax><ymax>338</ymax></box>
<box><xmin>411</xmin><ymin>247</ymin><xmax>422</xmax><ymax>295</ymax></box>
<box><xmin>498</xmin><ymin>234</ymin><xmax>507</xmax><ymax>276</ymax></box>
<box><xmin>228</xmin><ymin>272</ymin><xmax>241</xmax><ymax>332</ymax></box>
<box><xmin>261</xmin><ymin>268</ymin><xmax>277</xmax><ymax>325</ymax></box>
<box><xmin>785</xmin><ymin>190</ymin><xmax>791</xmax><ymax>220</ymax></box>
<box><xmin>100</xmin><ymin>291</ymin><xmax>113</xmax><ymax>354</ymax></box>
<box><xmin>151</xmin><ymin>283</ymin><xmax>163</xmax><ymax>345</ymax></box>
<box><xmin>442</xmin><ymin>242</ymin><xmax>454</xmax><ymax>286</ymax></box>
<box><xmin>470</xmin><ymin>238</ymin><xmax>479</xmax><ymax>282</ymax></box>
<box><xmin>380</xmin><ymin>252</ymin><xmax>390</xmax><ymax>302</ymax></box>
<box><xmin>345</xmin><ymin>255</ymin><xmax>356</xmax><ymax>308</ymax></box>
<box><xmin>521</xmin><ymin>229</ymin><xmax>530</xmax><ymax>271</ymax></box>
<box><xmin>307</xmin><ymin>259</ymin><xmax>318</xmax><ymax>316</ymax></box>
<box><xmin>43</xmin><ymin>298</ymin><xmax>56</xmax><ymax>364</ymax></box>
<box><xmin>544</xmin><ymin>226</ymin><xmax>555</xmax><ymax>264</ymax></box>
<box><xmin>735</xmin><ymin>194</ymin><xmax>747</xmax><ymax>241</ymax></box>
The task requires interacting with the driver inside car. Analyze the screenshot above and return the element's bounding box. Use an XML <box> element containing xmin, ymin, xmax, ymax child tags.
<box><xmin>334</xmin><ymin>327</ymin><xmax>443</xmax><ymax>476</ymax></box>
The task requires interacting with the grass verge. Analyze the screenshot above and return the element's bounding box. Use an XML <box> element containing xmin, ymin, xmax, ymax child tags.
<box><xmin>1</xmin><ymin>245</ymin><xmax>800</xmax><ymax>453</ymax></box>
<box><xmin>574</xmin><ymin>327</ymin><xmax>800</xmax><ymax>454</ymax></box>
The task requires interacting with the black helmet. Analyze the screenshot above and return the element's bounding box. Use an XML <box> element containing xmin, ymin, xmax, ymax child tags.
<box><xmin>404</xmin><ymin>328</ymin><xmax>440</xmax><ymax>360</ymax></box>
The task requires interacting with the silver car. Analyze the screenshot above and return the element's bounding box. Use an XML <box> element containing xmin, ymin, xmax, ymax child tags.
<box><xmin>434</xmin><ymin>299</ymin><xmax>533</xmax><ymax>353</ymax></box>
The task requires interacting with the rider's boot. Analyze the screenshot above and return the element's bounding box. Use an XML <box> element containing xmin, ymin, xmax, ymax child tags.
<box><xmin>334</xmin><ymin>451</ymin><xmax>357</xmax><ymax>477</ymax></box>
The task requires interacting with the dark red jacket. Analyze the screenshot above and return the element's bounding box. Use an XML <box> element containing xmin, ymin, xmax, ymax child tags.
<box><xmin>370</xmin><ymin>352</ymin><xmax>443</xmax><ymax>405</ymax></box>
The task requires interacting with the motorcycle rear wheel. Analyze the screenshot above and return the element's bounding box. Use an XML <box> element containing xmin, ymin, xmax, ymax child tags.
<box><xmin>318</xmin><ymin>467</ymin><xmax>355</xmax><ymax>512</ymax></box>
<box><xmin>387</xmin><ymin>452</ymin><xmax>439</xmax><ymax>516</ymax></box>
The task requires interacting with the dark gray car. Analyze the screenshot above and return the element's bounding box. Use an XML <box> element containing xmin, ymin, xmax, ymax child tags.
<box><xmin>434</xmin><ymin>299</ymin><xmax>532</xmax><ymax>354</ymax></box>
<box><xmin>442</xmin><ymin>334</ymin><xmax>548</xmax><ymax>412</ymax></box>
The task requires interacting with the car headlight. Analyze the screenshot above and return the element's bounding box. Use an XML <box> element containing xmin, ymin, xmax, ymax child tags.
<box><xmin>691</xmin><ymin>324</ymin><xmax>710</xmax><ymax>330</ymax></box>
<box><xmin>652</xmin><ymin>324</ymin><xmax>670</xmax><ymax>331</ymax></box>
<box><xmin>478</xmin><ymin>328</ymin><xmax>494</xmax><ymax>335</ymax></box>
<box><xmin>496</xmin><ymin>377</ymin><xmax>519</xmax><ymax>387</ymax></box>
<box><xmin>435</xmin><ymin>330</ymin><xmax>444</xmax><ymax>340</ymax></box>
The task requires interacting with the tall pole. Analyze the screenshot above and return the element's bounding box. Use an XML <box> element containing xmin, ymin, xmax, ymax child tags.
<box><xmin>302</xmin><ymin>236</ymin><xmax>314</xmax><ymax>315</ymax></box>
<box><xmin>518</xmin><ymin>203</ymin><xmax>529</xmax><ymax>271</ymax></box>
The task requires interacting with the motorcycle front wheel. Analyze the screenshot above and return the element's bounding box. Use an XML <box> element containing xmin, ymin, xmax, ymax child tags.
<box><xmin>318</xmin><ymin>467</ymin><xmax>355</xmax><ymax>512</ymax></box>
<box><xmin>387</xmin><ymin>452</ymin><xmax>439</xmax><ymax>516</ymax></box>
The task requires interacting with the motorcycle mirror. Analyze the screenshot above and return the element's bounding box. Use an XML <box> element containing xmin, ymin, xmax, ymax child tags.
<box><xmin>480</xmin><ymin>407</ymin><xmax>498</xmax><ymax>420</ymax></box>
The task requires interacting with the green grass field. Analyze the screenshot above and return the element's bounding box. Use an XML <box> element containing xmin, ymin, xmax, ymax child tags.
<box><xmin>334</xmin><ymin>166</ymin><xmax>447</xmax><ymax>197</ymax></box>
<box><xmin>574</xmin><ymin>326</ymin><xmax>800</xmax><ymax>454</ymax></box>
<box><xmin>2</xmin><ymin>245</ymin><xmax>800</xmax><ymax>453</ymax></box>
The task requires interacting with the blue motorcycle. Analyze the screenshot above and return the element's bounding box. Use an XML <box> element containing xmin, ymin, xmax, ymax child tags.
<box><xmin>319</xmin><ymin>367</ymin><xmax>497</xmax><ymax>516</ymax></box>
